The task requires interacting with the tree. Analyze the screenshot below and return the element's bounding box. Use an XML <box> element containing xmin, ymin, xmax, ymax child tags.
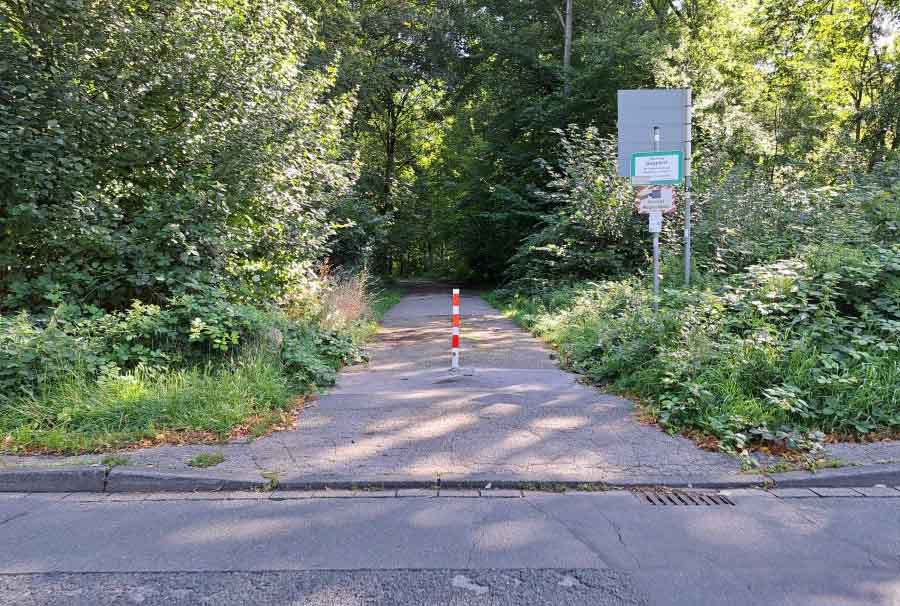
<box><xmin>0</xmin><ymin>0</ymin><xmax>355</xmax><ymax>309</ymax></box>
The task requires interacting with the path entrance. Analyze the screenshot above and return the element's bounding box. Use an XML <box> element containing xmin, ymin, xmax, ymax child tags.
<box><xmin>1</xmin><ymin>285</ymin><xmax>747</xmax><ymax>484</ymax></box>
<box><xmin>239</xmin><ymin>285</ymin><xmax>740</xmax><ymax>484</ymax></box>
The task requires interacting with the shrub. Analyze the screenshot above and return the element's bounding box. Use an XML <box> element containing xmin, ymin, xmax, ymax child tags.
<box><xmin>0</xmin><ymin>312</ymin><xmax>103</xmax><ymax>401</ymax></box>
<box><xmin>0</xmin><ymin>272</ymin><xmax>389</xmax><ymax>453</ymax></box>
<box><xmin>493</xmin><ymin>240</ymin><xmax>900</xmax><ymax>456</ymax></box>
<box><xmin>1</xmin><ymin>0</ymin><xmax>355</xmax><ymax>311</ymax></box>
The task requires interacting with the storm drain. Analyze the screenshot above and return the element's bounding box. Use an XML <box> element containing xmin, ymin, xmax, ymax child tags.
<box><xmin>632</xmin><ymin>489</ymin><xmax>735</xmax><ymax>506</ymax></box>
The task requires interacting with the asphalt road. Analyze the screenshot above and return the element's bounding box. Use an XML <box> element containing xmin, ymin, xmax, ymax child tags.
<box><xmin>2</xmin><ymin>489</ymin><xmax>899</xmax><ymax>605</ymax></box>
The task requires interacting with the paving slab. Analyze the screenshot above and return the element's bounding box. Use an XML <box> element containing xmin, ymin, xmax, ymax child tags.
<box><xmin>809</xmin><ymin>487</ymin><xmax>863</xmax><ymax>497</ymax></box>
<box><xmin>852</xmin><ymin>486</ymin><xmax>900</xmax><ymax>497</ymax></box>
<box><xmin>769</xmin><ymin>488</ymin><xmax>818</xmax><ymax>498</ymax></box>
<box><xmin>398</xmin><ymin>488</ymin><xmax>437</xmax><ymax>498</ymax></box>
<box><xmin>480</xmin><ymin>489</ymin><xmax>523</xmax><ymax>498</ymax></box>
<box><xmin>1</xmin><ymin>488</ymin><xmax>898</xmax><ymax>605</ymax></box>
<box><xmin>438</xmin><ymin>489</ymin><xmax>480</xmax><ymax>497</ymax></box>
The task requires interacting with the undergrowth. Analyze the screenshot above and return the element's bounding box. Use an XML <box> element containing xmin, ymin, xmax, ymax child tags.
<box><xmin>0</xmin><ymin>275</ymin><xmax>401</xmax><ymax>454</ymax></box>
<box><xmin>489</xmin><ymin>242</ymin><xmax>900</xmax><ymax>458</ymax></box>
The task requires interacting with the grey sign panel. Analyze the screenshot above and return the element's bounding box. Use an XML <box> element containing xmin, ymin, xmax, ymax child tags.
<box><xmin>617</xmin><ymin>89</ymin><xmax>691</xmax><ymax>177</ymax></box>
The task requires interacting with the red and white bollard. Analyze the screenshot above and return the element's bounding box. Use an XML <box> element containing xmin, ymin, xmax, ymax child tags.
<box><xmin>451</xmin><ymin>288</ymin><xmax>460</xmax><ymax>372</ymax></box>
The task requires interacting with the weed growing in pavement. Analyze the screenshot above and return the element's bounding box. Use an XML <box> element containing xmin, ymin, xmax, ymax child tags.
<box><xmin>100</xmin><ymin>455</ymin><xmax>130</xmax><ymax>468</ymax></box>
<box><xmin>187</xmin><ymin>452</ymin><xmax>225</xmax><ymax>468</ymax></box>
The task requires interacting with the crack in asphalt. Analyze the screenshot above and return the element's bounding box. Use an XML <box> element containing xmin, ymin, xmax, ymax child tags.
<box><xmin>524</xmin><ymin>498</ymin><xmax>609</xmax><ymax>568</ymax></box>
<box><xmin>590</xmin><ymin>508</ymin><xmax>642</xmax><ymax>571</ymax></box>
<box><xmin>0</xmin><ymin>493</ymin><xmax>70</xmax><ymax>530</ymax></box>
<box><xmin>0</xmin><ymin>509</ymin><xmax>33</xmax><ymax>529</ymax></box>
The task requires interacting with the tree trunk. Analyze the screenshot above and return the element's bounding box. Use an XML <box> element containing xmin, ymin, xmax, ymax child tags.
<box><xmin>383</xmin><ymin>97</ymin><xmax>396</xmax><ymax>206</ymax></box>
<box><xmin>563</xmin><ymin>0</ymin><xmax>573</xmax><ymax>97</ymax></box>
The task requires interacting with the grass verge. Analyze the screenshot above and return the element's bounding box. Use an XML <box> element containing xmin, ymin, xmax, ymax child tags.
<box><xmin>1</xmin><ymin>277</ymin><xmax>402</xmax><ymax>454</ymax></box>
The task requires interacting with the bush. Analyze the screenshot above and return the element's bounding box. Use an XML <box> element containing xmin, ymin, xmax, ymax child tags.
<box><xmin>492</xmin><ymin>239</ymin><xmax>900</xmax><ymax>457</ymax></box>
<box><xmin>504</xmin><ymin>126</ymin><xmax>644</xmax><ymax>290</ymax></box>
<box><xmin>0</xmin><ymin>273</ymin><xmax>395</xmax><ymax>453</ymax></box>
<box><xmin>0</xmin><ymin>312</ymin><xmax>103</xmax><ymax>400</ymax></box>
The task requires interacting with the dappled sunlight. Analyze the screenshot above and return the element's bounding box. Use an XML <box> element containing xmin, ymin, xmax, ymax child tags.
<box><xmin>2</xmin><ymin>492</ymin><xmax>897</xmax><ymax>605</ymax></box>
<box><xmin>402</xmin><ymin>453</ymin><xmax>460</xmax><ymax>475</ymax></box>
<box><xmin>363</xmin><ymin>417</ymin><xmax>414</xmax><ymax>433</ymax></box>
<box><xmin>167</xmin><ymin>517</ymin><xmax>294</xmax><ymax>545</ymax></box>
<box><xmin>496</xmin><ymin>430</ymin><xmax>543</xmax><ymax>451</ymax></box>
<box><xmin>331</xmin><ymin>411</ymin><xmax>478</xmax><ymax>463</ymax></box>
<box><xmin>477</xmin><ymin>403</ymin><xmax>523</xmax><ymax>418</ymax></box>
<box><xmin>401</xmin><ymin>412</ymin><xmax>479</xmax><ymax>440</ymax></box>
<box><xmin>684</xmin><ymin>511</ymin><xmax>772</xmax><ymax>546</ymax></box>
<box><xmin>862</xmin><ymin>579</ymin><xmax>900</xmax><ymax>606</ymax></box>
<box><xmin>406</xmin><ymin>503</ymin><xmax>479</xmax><ymax>529</ymax></box>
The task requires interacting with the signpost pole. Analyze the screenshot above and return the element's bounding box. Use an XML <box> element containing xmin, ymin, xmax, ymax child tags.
<box><xmin>683</xmin><ymin>90</ymin><xmax>692</xmax><ymax>286</ymax></box>
<box><xmin>651</xmin><ymin>127</ymin><xmax>661</xmax><ymax>307</ymax></box>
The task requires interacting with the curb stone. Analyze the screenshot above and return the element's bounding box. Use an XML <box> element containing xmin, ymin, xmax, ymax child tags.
<box><xmin>0</xmin><ymin>466</ymin><xmax>106</xmax><ymax>492</ymax></box>
<box><xmin>2</xmin><ymin>462</ymin><xmax>900</xmax><ymax>493</ymax></box>
<box><xmin>105</xmin><ymin>469</ymin><xmax>267</xmax><ymax>493</ymax></box>
<box><xmin>766</xmin><ymin>463</ymin><xmax>900</xmax><ymax>488</ymax></box>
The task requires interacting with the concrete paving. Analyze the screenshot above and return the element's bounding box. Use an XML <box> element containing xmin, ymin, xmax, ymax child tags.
<box><xmin>3</xmin><ymin>285</ymin><xmax>899</xmax><ymax>487</ymax></box>
<box><xmin>0</xmin><ymin>490</ymin><xmax>898</xmax><ymax>605</ymax></box>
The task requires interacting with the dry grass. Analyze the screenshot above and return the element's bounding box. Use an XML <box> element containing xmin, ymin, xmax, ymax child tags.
<box><xmin>283</xmin><ymin>267</ymin><xmax>376</xmax><ymax>332</ymax></box>
<box><xmin>318</xmin><ymin>271</ymin><xmax>372</xmax><ymax>331</ymax></box>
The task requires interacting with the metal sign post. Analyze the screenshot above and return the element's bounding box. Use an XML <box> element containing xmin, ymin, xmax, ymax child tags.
<box><xmin>650</xmin><ymin>128</ymin><xmax>661</xmax><ymax>305</ymax></box>
<box><xmin>650</xmin><ymin>211</ymin><xmax>661</xmax><ymax>301</ymax></box>
<box><xmin>683</xmin><ymin>90</ymin><xmax>693</xmax><ymax>287</ymax></box>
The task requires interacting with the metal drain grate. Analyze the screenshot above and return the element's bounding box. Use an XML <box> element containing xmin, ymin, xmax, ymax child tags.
<box><xmin>632</xmin><ymin>489</ymin><xmax>735</xmax><ymax>506</ymax></box>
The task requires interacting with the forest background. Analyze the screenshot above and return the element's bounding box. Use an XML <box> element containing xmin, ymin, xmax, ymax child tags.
<box><xmin>2</xmin><ymin>0</ymin><xmax>898</xmax><ymax>459</ymax></box>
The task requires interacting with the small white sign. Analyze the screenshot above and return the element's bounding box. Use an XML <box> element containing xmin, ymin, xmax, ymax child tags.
<box><xmin>648</xmin><ymin>211</ymin><xmax>662</xmax><ymax>233</ymax></box>
<box><xmin>636</xmin><ymin>186</ymin><xmax>675</xmax><ymax>214</ymax></box>
<box><xmin>631</xmin><ymin>151</ymin><xmax>683</xmax><ymax>185</ymax></box>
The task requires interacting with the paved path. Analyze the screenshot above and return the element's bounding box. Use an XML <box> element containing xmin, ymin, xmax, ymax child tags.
<box><xmin>249</xmin><ymin>287</ymin><xmax>745</xmax><ymax>483</ymax></box>
<box><xmin>5</xmin><ymin>286</ymin><xmax>899</xmax><ymax>484</ymax></box>
<box><xmin>1</xmin><ymin>489</ymin><xmax>898</xmax><ymax>605</ymax></box>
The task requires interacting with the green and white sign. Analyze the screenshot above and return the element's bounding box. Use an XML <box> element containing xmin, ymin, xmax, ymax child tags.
<box><xmin>630</xmin><ymin>151</ymin><xmax>683</xmax><ymax>185</ymax></box>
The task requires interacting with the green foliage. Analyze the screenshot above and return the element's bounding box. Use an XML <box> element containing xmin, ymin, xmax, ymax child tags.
<box><xmin>100</xmin><ymin>455</ymin><xmax>130</xmax><ymax>468</ymax></box>
<box><xmin>281</xmin><ymin>325</ymin><xmax>362</xmax><ymax>390</ymax></box>
<box><xmin>0</xmin><ymin>349</ymin><xmax>295</xmax><ymax>453</ymax></box>
<box><xmin>0</xmin><ymin>312</ymin><xmax>102</xmax><ymax>400</ymax></box>
<box><xmin>505</xmin><ymin>126</ymin><xmax>646</xmax><ymax>289</ymax></box>
<box><xmin>492</xmin><ymin>162</ymin><xmax>900</xmax><ymax>456</ymax></box>
<box><xmin>1</xmin><ymin>0</ymin><xmax>354</xmax><ymax>310</ymax></box>
<box><xmin>0</xmin><ymin>275</ymin><xmax>397</xmax><ymax>453</ymax></box>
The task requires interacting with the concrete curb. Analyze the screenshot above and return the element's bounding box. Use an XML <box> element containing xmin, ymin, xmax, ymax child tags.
<box><xmin>2</xmin><ymin>463</ymin><xmax>899</xmax><ymax>493</ymax></box>
<box><xmin>0</xmin><ymin>466</ymin><xmax>106</xmax><ymax>492</ymax></box>
<box><xmin>275</xmin><ymin>476</ymin><xmax>768</xmax><ymax>491</ymax></box>
<box><xmin>767</xmin><ymin>463</ymin><xmax>900</xmax><ymax>488</ymax></box>
<box><xmin>105</xmin><ymin>469</ymin><xmax>268</xmax><ymax>493</ymax></box>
